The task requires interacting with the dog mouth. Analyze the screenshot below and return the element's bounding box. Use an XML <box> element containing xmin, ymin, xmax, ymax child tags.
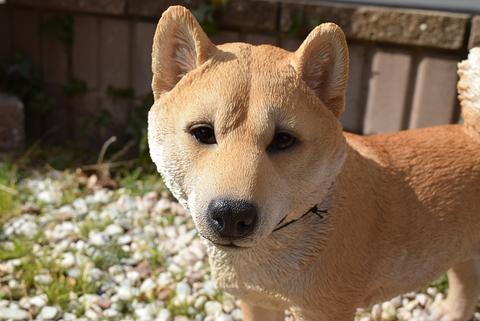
<box><xmin>197</xmin><ymin>232</ymin><xmax>251</xmax><ymax>250</ymax></box>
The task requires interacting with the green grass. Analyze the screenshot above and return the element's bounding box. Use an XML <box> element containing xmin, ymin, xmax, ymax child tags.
<box><xmin>0</xmin><ymin>161</ymin><xmax>20</xmax><ymax>225</ymax></box>
<box><xmin>0</xmin><ymin>234</ymin><xmax>99</xmax><ymax>308</ymax></box>
<box><xmin>92</xmin><ymin>242</ymin><xmax>129</xmax><ymax>270</ymax></box>
<box><xmin>165</xmin><ymin>289</ymin><xmax>193</xmax><ymax>317</ymax></box>
<box><xmin>431</xmin><ymin>274</ymin><xmax>449</xmax><ymax>294</ymax></box>
<box><xmin>0</xmin><ymin>237</ymin><xmax>32</xmax><ymax>260</ymax></box>
<box><xmin>117</xmin><ymin>167</ymin><xmax>165</xmax><ymax>196</ymax></box>
<box><xmin>78</xmin><ymin>218</ymin><xmax>113</xmax><ymax>240</ymax></box>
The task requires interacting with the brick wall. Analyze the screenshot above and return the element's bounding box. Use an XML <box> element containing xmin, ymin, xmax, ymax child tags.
<box><xmin>0</xmin><ymin>0</ymin><xmax>478</xmax><ymax>145</ymax></box>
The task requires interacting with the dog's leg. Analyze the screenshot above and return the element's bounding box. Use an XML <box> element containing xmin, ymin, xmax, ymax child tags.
<box><xmin>240</xmin><ymin>301</ymin><xmax>285</xmax><ymax>321</ymax></box>
<box><xmin>429</xmin><ymin>258</ymin><xmax>480</xmax><ymax>321</ymax></box>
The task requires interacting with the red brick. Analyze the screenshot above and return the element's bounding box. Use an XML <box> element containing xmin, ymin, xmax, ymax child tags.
<box><xmin>280</xmin><ymin>3</ymin><xmax>468</xmax><ymax>50</ymax></box>
<box><xmin>8</xmin><ymin>0</ymin><xmax>127</xmax><ymax>15</ymax></box>
<box><xmin>469</xmin><ymin>16</ymin><xmax>480</xmax><ymax>49</ymax></box>
<box><xmin>341</xmin><ymin>44</ymin><xmax>367</xmax><ymax>134</ymax></box>
<box><xmin>245</xmin><ymin>34</ymin><xmax>278</xmax><ymax>46</ymax></box>
<box><xmin>218</xmin><ymin>0</ymin><xmax>278</xmax><ymax>32</ymax></box>
<box><xmin>363</xmin><ymin>49</ymin><xmax>412</xmax><ymax>134</ymax></box>
<box><xmin>127</xmin><ymin>0</ymin><xmax>201</xmax><ymax>17</ymax></box>
<box><xmin>408</xmin><ymin>55</ymin><xmax>458</xmax><ymax>129</ymax></box>
<box><xmin>132</xmin><ymin>22</ymin><xmax>156</xmax><ymax>98</ymax></box>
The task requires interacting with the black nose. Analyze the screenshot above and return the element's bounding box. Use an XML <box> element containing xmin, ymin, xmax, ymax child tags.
<box><xmin>207</xmin><ymin>198</ymin><xmax>258</xmax><ymax>239</ymax></box>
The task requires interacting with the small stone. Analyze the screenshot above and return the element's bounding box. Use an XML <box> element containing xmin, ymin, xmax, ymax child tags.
<box><xmin>204</xmin><ymin>301</ymin><xmax>223</xmax><ymax>316</ymax></box>
<box><xmin>193</xmin><ymin>295</ymin><xmax>207</xmax><ymax>309</ymax></box>
<box><xmin>103</xmin><ymin>308</ymin><xmax>119</xmax><ymax>318</ymax></box>
<box><xmin>371</xmin><ymin>304</ymin><xmax>382</xmax><ymax>321</ymax></box>
<box><xmin>135</xmin><ymin>307</ymin><xmax>153</xmax><ymax>320</ymax></box>
<box><xmin>118</xmin><ymin>235</ymin><xmax>132</xmax><ymax>245</ymax></box>
<box><xmin>415</xmin><ymin>293</ymin><xmax>429</xmax><ymax>306</ymax></box>
<box><xmin>426</xmin><ymin>287</ymin><xmax>438</xmax><ymax>296</ymax></box>
<box><xmin>140</xmin><ymin>278</ymin><xmax>156</xmax><ymax>293</ymax></box>
<box><xmin>34</xmin><ymin>273</ymin><xmax>53</xmax><ymax>285</ymax></box>
<box><xmin>89</xmin><ymin>232</ymin><xmax>107</xmax><ymax>246</ymax></box>
<box><xmin>105</xmin><ymin>224</ymin><xmax>123</xmax><ymax>236</ymax></box>
<box><xmin>39</xmin><ymin>306</ymin><xmax>58</xmax><ymax>320</ymax></box>
<box><xmin>216</xmin><ymin>314</ymin><xmax>233</xmax><ymax>321</ymax></box>
<box><xmin>175</xmin><ymin>282</ymin><xmax>191</xmax><ymax>302</ymax></box>
<box><xmin>390</xmin><ymin>296</ymin><xmax>402</xmax><ymax>308</ymax></box>
<box><xmin>85</xmin><ymin>309</ymin><xmax>99</xmax><ymax>319</ymax></box>
<box><xmin>380</xmin><ymin>302</ymin><xmax>396</xmax><ymax>321</ymax></box>
<box><xmin>61</xmin><ymin>252</ymin><xmax>76</xmax><ymax>268</ymax></box>
<box><xmin>405</xmin><ymin>300</ymin><xmax>418</xmax><ymax>311</ymax></box>
<box><xmin>97</xmin><ymin>298</ymin><xmax>112</xmax><ymax>309</ymax></box>
<box><xmin>0</xmin><ymin>307</ymin><xmax>29</xmax><ymax>320</ymax></box>
<box><xmin>126</xmin><ymin>270</ymin><xmax>140</xmax><ymax>283</ymax></box>
<box><xmin>231</xmin><ymin>309</ymin><xmax>243</xmax><ymax>321</ymax></box>
<box><xmin>434</xmin><ymin>293</ymin><xmax>444</xmax><ymax>302</ymax></box>
<box><xmin>222</xmin><ymin>299</ymin><xmax>235</xmax><ymax>313</ymax></box>
<box><xmin>63</xmin><ymin>312</ymin><xmax>77</xmax><ymax>321</ymax></box>
<box><xmin>117</xmin><ymin>286</ymin><xmax>134</xmax><ymax>301</ymax></box>
<box><xmin>202</xmin><ymin>280</ymin><xmax>217</xmax><ymax>297</ymax></box>
<box><xmin>29</xmin><ymin>294</ymin><xmax>47</xmax><ymax>308</ymax></box>
<box><xmin>156</xmin><ymin>308</ymin><xmax>172</xmax><ymax>321</ymax></box>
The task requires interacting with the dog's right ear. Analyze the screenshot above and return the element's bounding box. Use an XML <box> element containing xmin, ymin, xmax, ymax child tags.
<box><xmin>151</xmin><ymin>6</ymin><xmax>217</xmax><ymax>99</ymax></box>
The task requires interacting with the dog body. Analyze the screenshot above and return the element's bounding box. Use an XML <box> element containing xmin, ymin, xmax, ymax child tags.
<box><xmin>209</xmin><ymin>126</ymin><xmax>480</xmax><ymax>321</ymax></box>
<box><xmin>148</xmin><ymin>6</ymin><xmax>480</xmax><ymax>321</ymax></box>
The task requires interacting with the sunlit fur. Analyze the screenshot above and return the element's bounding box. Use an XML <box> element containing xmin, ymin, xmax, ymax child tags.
<box><xmin>148</xmin><ymin>6</ymin><xmax>480</xmax><ymax>321</ymax></box>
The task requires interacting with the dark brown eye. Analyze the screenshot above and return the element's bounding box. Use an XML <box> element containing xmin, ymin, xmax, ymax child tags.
<box><xmin>190</xmin><ymin>124</ymin><xmax>216</xmax><ymax>145</ymax></box>
<box><xmin>268</xmin><ymin>131</ymin><xmax>297</xmax><ymax>152</ymax></box>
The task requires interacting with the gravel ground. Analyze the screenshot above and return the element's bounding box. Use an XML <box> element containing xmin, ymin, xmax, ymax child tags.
<box><xmin>0</xmin><ymin>170</ymin><xmax>478</xmax><ymax>321</ymax></box>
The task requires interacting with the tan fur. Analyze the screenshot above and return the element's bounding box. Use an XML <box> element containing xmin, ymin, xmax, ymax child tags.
<box><xmin>148</xmin><ymin>6</ymin><xmax>480</xmax><ymax>321</ymax></box>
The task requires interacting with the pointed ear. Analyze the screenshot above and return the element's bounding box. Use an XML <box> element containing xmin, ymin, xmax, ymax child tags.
<box><xmin>292</xmin><ymin>23</ymin><xmax>349</xmax><ymax>117</ymax></box>
<box><xmin>151</xmin><ymin>6</ymin><xmax>217</xmax><ymax>98</ymax></box>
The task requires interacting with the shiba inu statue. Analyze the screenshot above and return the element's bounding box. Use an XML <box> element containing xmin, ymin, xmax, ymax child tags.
<box><xmin>148</xmin><ymin>6</ymin><xmax>480</xmax><ymax>321</ymax></box>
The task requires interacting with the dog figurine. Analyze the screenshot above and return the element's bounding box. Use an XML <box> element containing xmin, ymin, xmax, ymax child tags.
<box><xmin>148</xmin><ymin>6</ymin><xmax>480</xmax><ymax>321</ymax></box>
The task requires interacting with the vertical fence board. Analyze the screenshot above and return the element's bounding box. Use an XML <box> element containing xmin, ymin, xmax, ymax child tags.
<box><xmin>12</xmin><ymin>8</ymin><xmax>40</xmax><ymax>69</ymax></box>
<box><xmin>0</xmin><ymin>5</ymin><xmax>11</xmax><ymax>63</ymax></box>
<box><xmin>341</xmin><ymin>44</ymin><xmax>367</xmax><ymax>133</ymax></box>
<box><xmin>72</xmin><ymin>15</ymin><xmax>100</xmax><ymax>141</ymax></box>
<box><xmin>363</xmin><ymin>49</ymin><xmax>412</xmax><ymax>134</ymax></box>
<box><xmin>99</xmin><ymin>17</ymin><xmax>131</xmax><ymax>133</ymax></box>
<box><xmin>408</xmin><ymin>55</ymin><xmax>458</xmax><ymax>129</ymax></box>
<box><xmin>132</xmin><ymin>21</ymin><xmax>156</xmax><ymax>99</ymax></box>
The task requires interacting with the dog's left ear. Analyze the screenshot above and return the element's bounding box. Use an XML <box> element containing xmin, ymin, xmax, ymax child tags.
<box><xmin>151</xmin><ymin>6</ymin><xmax>217</xmax><ymax>99</ymax></box>
<box><xmin>292</xmin><ymin>23</ymin><xmax>349</xmax><ymax>118</ymax></box>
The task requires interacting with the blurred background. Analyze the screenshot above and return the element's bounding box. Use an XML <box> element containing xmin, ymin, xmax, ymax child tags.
<box><xmin>0</xmin><ymin>1</ymin><xmax>479</xmax><ymax>321</ymax></box>
<box><xmin>1</xmin><ymin>0</ymin><xmax>480</xmax><ymax>153</ymax></box>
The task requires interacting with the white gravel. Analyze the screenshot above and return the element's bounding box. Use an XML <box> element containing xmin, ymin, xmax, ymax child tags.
<box><xmin>0</xmin><ymin>170</ymin><xmax>478</xmax><ymax>321</ymax></box>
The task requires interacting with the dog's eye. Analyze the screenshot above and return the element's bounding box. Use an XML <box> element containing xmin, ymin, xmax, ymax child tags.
<box><xmin>268</xmin><ymin>131</ymin><xmax>296</xmax><ymax>152</ymax></box>
<box><xmin>190</xmin><ymin>124</ymin><xmax>217</xmax><ymax>145</ymax></box>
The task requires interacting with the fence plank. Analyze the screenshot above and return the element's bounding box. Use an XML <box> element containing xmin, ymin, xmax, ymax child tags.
<box><xmin>341</xmin><ymin>44</ymin><xmax>367</xmax><ymax>134</ymax></box>
<box><xmin>408</xmin><ymin>55</ymin><xmax>458</xmax><ymax>129</ymax></box>
<box><xmin>363</xmin><ymin>49</ymin><xmax>412</xmax><ymax>134</ymax></box>
<box><xmin>99</xmin><ymin>18</ymin><xmax>131</xmax><ymax>132</ymax></box>
<box><xmin>132</xmin><ymin>22</ymin><xmax>156</xmax><ymax>99</ymax></box>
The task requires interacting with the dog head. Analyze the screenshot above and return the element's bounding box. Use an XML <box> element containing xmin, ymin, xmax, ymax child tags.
<box><xmin>148</xmin><ymin>6</ymin><xmax>349</xmax><ymax>250</ymax></box>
